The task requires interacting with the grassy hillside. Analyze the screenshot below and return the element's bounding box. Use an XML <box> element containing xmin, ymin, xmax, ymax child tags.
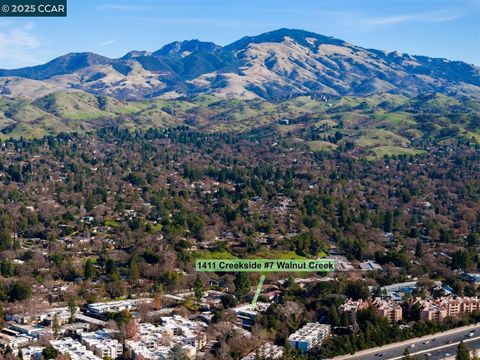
<box><xmin>0</xmin><ymin>92</ymin><xmax>478</xmax><ymax>159</ymax></box>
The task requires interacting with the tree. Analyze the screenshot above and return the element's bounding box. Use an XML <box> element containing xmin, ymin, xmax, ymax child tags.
<box><xmin>415</xmin><ymin>240</ymin><xmax>424</xmax><ymax>257</ymax></box>
<box><xmin>403</xmin><ymin>347</ymin><xmax>411</xmax><ymax>360</ymax></box>
<box><xmin>153</xmin><ymin>292</ymin><xmax>163</xmax><ymax>310</ymax></box>
<box><xmin>84</xmin><ymin>258</ymin><xmax>95</xmax><ymax>279</ymax></box>
<box><xmin>345</xmin><ymin>280</ymin><xmax>370</xmax><ymax>300</ymax></box>
<box><xmin>9</xmin><ymin>281</ymin><xmax>32</xmax><ymax>302</ymax></box>
<box><xmin>234</xmin><ymin>272</ymin><xmax>251</xmax><ymax>300</ymax></box>
<box><xmin>221</xmin><ymin>294</ymin><xmax>238</xmax><ymax>308</ymax></box>
<box><xmin>457</xmin><ymin>341</ymin><xmax>471</xmax><ymax>360</ymax></box>
<box><xmin>42</xmin><ymin>345</ymin><xmax>59</xmax><ymax>359</ymax></box>
<box><xmin>194</xmin><ymin>276</ymin><xmax>203</xmax><ymax>305</ymax></box>
<box><xmin>169</xmin><ymin>345</ymin><xmax>189</xmax><ymax>360</ymax></box>
<box><xmin>0</xmin><ymin>305</ymin><xmax>4</xmax><ymax>329</ymax></box>
<box><xmin>125</xmin><ymin>319</ymin><xmax>139</xmax><ymax>340</ymax></box>
<box><xmin>384</xmin><ymin>210</ymin><xmax>394</xmax><ymax>232</ymax></box>
<box><xmin>114</xmin><ymin>310</ymin><xmax>134</xmax><ymax>343</ymax></box>
<box><xmin>68</xmin><ymin>297</ymin><xmax>76</xmax><ymax>323</ymax></box>
<box><xmin>129</xmin><ymin>258</ymin><xmax>140</xmax><ymax>285</ymax></box>
<box><xmin>0</xmin><ymin>227</ymin><xmax>13</xmax><ymax>251</ymax></box>
<box><xmin>52</xmin><ymin>313</ymin><xmax>60</xmax><ymax>338</ymax></box>
<box><xmin>4</xmin><ymin>345</ymin><xmax>12</xmax><ymax>355</ymax></box>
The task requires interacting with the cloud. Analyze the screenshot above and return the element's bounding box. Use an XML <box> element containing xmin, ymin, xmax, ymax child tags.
<box><xmin>99</xmin><ymin>38</ymin><xmax>117</xmax><ymax>47</ymax></box>
<box><xmin>0</xmin><ymin>21</ymin><xmax>43</xmax><ymax>68</ymax></box>
<box><xmin>364</xmin><ymin>10</ymin><xmax>463</xmax><ymax>26</ymax></box>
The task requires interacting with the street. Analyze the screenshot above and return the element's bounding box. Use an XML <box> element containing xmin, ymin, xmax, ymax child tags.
<box><xmin>333</xmin><ymin>324</ymin><xmax>480</xmax><ymax>360</ymax></box>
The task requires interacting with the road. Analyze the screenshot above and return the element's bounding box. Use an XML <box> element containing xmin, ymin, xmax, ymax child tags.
<box><xmin>333</xmin><ymin>324</ymin><xmax>480</xmax><ymax>360</ymax></box>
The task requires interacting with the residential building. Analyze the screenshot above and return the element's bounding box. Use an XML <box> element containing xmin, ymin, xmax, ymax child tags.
<box><xmin>288</xmin><ymin>323</ymin><xmax>331</xmax><ymax>353</ymax></box>
<box><xmin>6</xmin><ymin>307</ymin><xmax>73</xmax><ymax>326</ymax></box>
<box><xmin>85</xmin><ymin>298</ymin><xmax>150</xmax><ymax>317</ymax></box>
<box><xmin>418</xmin><ymin>297</ymin><xmax>480</xmax><ymax>322</ymax></box>
<box><xmin>359</xmin><ymin>261</ymin><xmax>383</xmax><ymax>271</ymax></box>
<box><xmin>50</xmin><ymin>337</ymin><xmax>101</xmax><ymax>360</ymax></box>
<box><xmin>339</xmin><ymin>299</ymin><xmax>369</xmax><ymax>326</ymax></box>
<box><xmin>418</xmin><ymin>300</ymin><xmax>448</xmax><ymax>322</ymax></box>
<box><xmin>242</xmin><ymin>343</ymin><xmax>284</xmax><ymax>360</ymax></box>
<box><xmin>15</xmin><ymin>346</ymin><xmax>44</xmax><ymax>360</ymax></box>
<box><xmin>372</xmin><ymin>298</ymin><xmax>403</xmax><ymax>323</ymax></box>
<box><xmin>461</xmin><ymin>273</ymin><xmax>480</xmax><ymax>284</ymax></box>
<box><xmin>79</xmin><ymin>329</ymin><xmax>123</xmax><ymax>359</ymax></box>
<box><xmin>233</xmin><ymin>303</ymin><xmax>270</xmax><ymax>329</ymax></box>
<box><xmin>125</xmin><ymin>315</ymin><xmax>207</xmax><ymax>359</ymax></box>
<box><xmin>372</xmin><ymin>281</ymin><xmax>441</xmax><ymax>302</ymax></box>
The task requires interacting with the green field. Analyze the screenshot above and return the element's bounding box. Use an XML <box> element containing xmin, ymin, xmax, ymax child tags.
<box><xmin>368</xmin><ymin>146</ymin><xmax>427</xmax><ymax>160</ymax></box>
<box><xmin>308</xmin><ymin>140</ymin><xmax>338</xmax><ymax>152</ymax></box>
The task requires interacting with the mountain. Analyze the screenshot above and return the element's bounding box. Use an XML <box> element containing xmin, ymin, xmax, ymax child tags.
<box><xmin>153</xmin><ymin>39</ymin><xmax>222</xmax><ymax>57</ymax></box>
<box><xmin>0</xmin><ymin>52</ymin><xmax>113</xmax><ymax>80</ymax></box>
<box><xmin>0</xmin><ymin>28</ymin><xmax>479</xmax><ymax>100</ymax></box>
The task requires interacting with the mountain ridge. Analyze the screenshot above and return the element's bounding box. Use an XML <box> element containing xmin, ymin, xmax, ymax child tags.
<box><xmin>0</xmin><ymin>28</ymin><xmax>479</xmax><ymax>101</ymax></box>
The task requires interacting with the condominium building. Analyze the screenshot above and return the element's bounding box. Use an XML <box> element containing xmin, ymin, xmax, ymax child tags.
<box><xmin>339</xmin><ymin>299</ymin><xmax>369</xmax><ymax>326</ymax></box>
<box><xmin>288</xmin><ymin>323</ymin><xmax>331</xmax><ymax>353</ymax></box>
<box><xmin>85</xmin><ymin>299</ymin><xmax>150</xmax><ymax>317</ymax></box>
<box><xmin>242</xmin><ymin>343</ymin><xmax>284</xmax><ymax>360</ymax></box>
<box><xmin>418</xmin><ymin>297</ymin><xmax>480</xmax><ymax>322</ymax></box>
<box><xmin>50</xmin><ymin>337</ymin><xmax>102</xmax><ymax>360</ymax></box>
<box><xmin>79</xmin><ymin>329</ymin><xmax>123</xmax><ymax>359</ymax></box>
<box><xmin>372</xmin><ymin>298</ymin><xmax>403</xmax><ymax>324</ymax></box>
<box><xmin>6</xmin><ymin>306</ymin><xmax>73</xmax><ymax>326</ymax></box>
<box><xmin>125</xmin><ymin>315</ymin><xmax>207</xmax><ymax>359</ymax></box>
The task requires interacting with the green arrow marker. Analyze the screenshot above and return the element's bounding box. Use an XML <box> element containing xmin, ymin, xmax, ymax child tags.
<box><xmin>251</xmin><ymin>275</ymin><xmax>266</xmax><ymax>306</ymax></box>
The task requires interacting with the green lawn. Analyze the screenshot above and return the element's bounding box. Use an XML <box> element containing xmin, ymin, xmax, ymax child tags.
<box><xmin>104</xmin><ymin>219</ymin><xmax>122</xmax><ymax>228</ymax></box>
<box><xmin>308</xmin><ymin>140</ymin><xmax>338</xmax><ymax>152</ymax></box>
<box><xmin>368</xmin><ymin>146</ymin><xmax>427</xmax><ymax>160</ymax></box>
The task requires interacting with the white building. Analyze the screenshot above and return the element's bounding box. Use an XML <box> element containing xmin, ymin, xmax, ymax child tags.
<box><xmin>233</xmin><ymin>302</ymin><xmax>270</xmax><ymax>328</ymax></box>
<box><xmin>242</xmin><ymin>342</ymin><xmax>284</xmax><ymax>360</ymax></box>
<box><xmin>86</xmin><ymin>298</ymin><xmax>150</xmax><ymax>316</ymax></box>
<box><xmin>79</xmin><ymin>329</ymin><xmax>123</xmax><ymax>359</ymax></box>
<box><xmin>288</xmin><ymin>323</ymin><xmax>331</xmax><ymax>353</ymax></box>
<box><xmin>15</xmin><ymin>346</ymin><xmax>44</xmax><ymax>360</ymax></box>
<box><xmin>125</xmin><ymin>316</ymin><xmax>207</xmax><ymax>359</ymax></box>
<box><xmin>6</xmin><ymin>306</ymin><xmax>73</xmax><ymax>325</ymax></box>
<box><xmin>50</xmin><ymin>337</ymin><xmax>102</xmax><ymax>360</ymax></box>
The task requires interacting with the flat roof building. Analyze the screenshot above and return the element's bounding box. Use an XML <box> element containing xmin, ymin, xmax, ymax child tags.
<box><xmin>339</xmin><ymin>299</ymin><xmax>369</xmax><ymax>327</ymax></box>
<box><xmin>461</xmin><ymin>273</ymin><xmax>480</xmax><ymax>284</ymax></box>
<box><xmin>372</xmin><ymin>298</ymin><xmax>403</xmax><ymax>324</ymax></box>
<box><xmin>417</xmin><ymin>297</ymin><xmax>480</xmax><ymax>322</ymax></box>
<box><xmin>50</xmin><ymin>337</ymin><xmax>102</xmax><ymax>360</ymax></box>
<box><xmin>242</xmin><ymin>342</ymin><xmax>284</xmax><ymax>360</ymax></box>
<box><xmin>288</xmin><ymin>323</ymin><xmax>331</xmax><ymax>353</ymax></box>
<box><xmin>79</xmin><ymin>329</ymin><xmax>123</xmax><ymax>359</ymax></box>
<box><xmin>85</xmin><ymin>298</ymin><xmax>151</xmax><ymax>317</ymax></box>
<box><xmin>125</xmin><ymin>315</ymin><xmax>207</xmax><ymax>359</ymax></box>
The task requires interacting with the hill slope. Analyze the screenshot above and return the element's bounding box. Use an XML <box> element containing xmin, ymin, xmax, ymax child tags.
<box><xmin>0</xmin><ymin>29</ymin><xmax>478</xmax><ymax>101</ymax></box>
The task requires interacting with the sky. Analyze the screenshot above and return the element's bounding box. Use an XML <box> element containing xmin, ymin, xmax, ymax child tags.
<box><xmin>0</xmin><ymin>0</ymin><xmax>479</xmax><ymax>69</ymax></box>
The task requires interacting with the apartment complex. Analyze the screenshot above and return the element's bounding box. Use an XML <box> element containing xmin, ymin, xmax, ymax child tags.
<box><xmin>50</xmin><ymin>338</ymin><xmax>101</xmax><ymax>360</ymax></box>
<box><xmin>372</xmin><ymin>298</ymin><xmax>403</xmax><ymax>324</ymax></box>
<box><xmin>86</xmin><ymin>299</ymin><xmax>150</xmax><ymax>317</ymax></box>
<box><xmin>79</xmin><ymin>329</ymin><xmax>123</xmax><ymax>359</ymax></box>
<box><xmin>125</xmin><ymin>315</ymin><xmax>207</xmax><ymax>359</ymax></box>
<box><xmin>242</xmin><ymin>342</ymin><xmax>284</xmax><ymax>360</ymax></box>
<box><xmin>418</xmin><ymin>297</ymin><xmax>480</xmax><ymax>322</ymax></box>
<box><xmin>340</xmin><ymin>298</ymin><xmax>403</xmax><ymax>325</ymax></box>
<box><xmin>339</xmin><ymin>299</ymin><xmax>369</xmax><ymax>326</ymax></box>
<box><xmin>288</xmin><ymin>323</ymin><xmax>331</xmax><ymax>353</ymax></box>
